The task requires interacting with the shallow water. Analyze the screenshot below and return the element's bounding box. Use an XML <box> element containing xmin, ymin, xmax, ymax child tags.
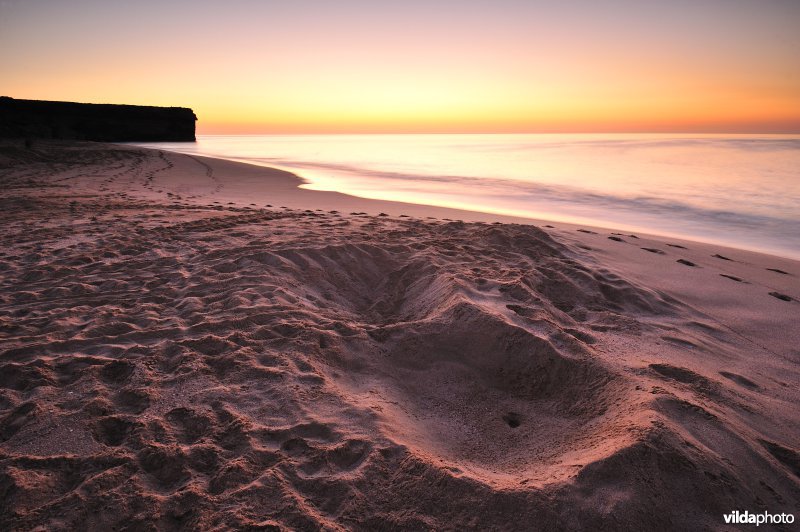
<box><xmin>136</xmin><ymin>134</ymin><xmax>800</xmax><ymax>259</ymax></box>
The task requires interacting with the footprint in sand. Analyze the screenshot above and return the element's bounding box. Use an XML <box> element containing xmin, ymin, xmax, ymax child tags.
<box><xmin>766</xmin><ymin>268</ymin><xmax>790</xmax><ymax>275</ymax></box>
<box><xmin>712</xmin><ymin>254</ymin><xmax>733</xmax><ymax>261</ymax></box>
<box><xmin>758</xmin><ymin>440</ymin><xmax>800</xmax><ymax>478</ymax></box>
<box><xmin>719</xmin><ymin>274</ymin><xmax>746</xmax><ymax>283</ymax></box>
<box><xmin>0</xmin><ymin>402</ymin><xmax>38</xmax><ymax>441</ymax></box>
<box><xmin>769</xmin><ymin>292</ymin><xmax>793</xmax><ymax>302</ymax></box>
<box><xmin>719</xmin><ymin>371</ymin><xmax>759</xmax><ymax>390</ymax></box>
<box><xmin>502</xmin><ymin>412</ymin><xmax>521</xmax><ymax>428</ymax></box>
<box><xmin>641</xmin><ymin>247</ymin><xmax>665</xmax><ymax>254</ymax></box>
<box><xmin>92</xmin><ymin>416</ymin><xmax>134</xmax><ymax>447</ymax></box>
<box><xmin>608</xmin><ymin>236</ymin><xmax>625</xmax><ymax>242</ymax></box>
<box><xmin>165</xmin><ymin>407</ymin><xmax>214</xmax><ymax>444</ymax></box>
<box><xmin>667</xmin><ymin>244</ymin><xmax>687</xmax><ymax>249</ymax></box>
<box><xmin>676</xmin><ymin>259</ymin><xmax>697</xmax><ymax>267</ymax></box>
<box><xmin>114</xmin><ymin>388</ymin><xmax>151</xmax><ymax>414</ymax></box>
<box><xmin>649</xmin><ymin>364</ymin><xmax>710</xmax><ymax>387</ymax></box>
<box><xmin>577</xmin><ymin>229</ymin><xmax>598</xmax><ymax>234</ymax></box>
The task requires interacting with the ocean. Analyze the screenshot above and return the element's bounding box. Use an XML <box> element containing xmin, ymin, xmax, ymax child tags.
<box><xmin>136</xmin><ymin>134</ymin><xmax>800</xmax><ymax>259</ymax></box>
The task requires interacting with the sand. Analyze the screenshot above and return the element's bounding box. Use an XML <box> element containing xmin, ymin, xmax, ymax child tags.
<box><xmin>1</xmin><ymin>140</ymin><xmax>798</xmax><ymax>530</ymax></box>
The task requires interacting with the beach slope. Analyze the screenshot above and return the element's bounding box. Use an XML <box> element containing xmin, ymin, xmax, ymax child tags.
<box><xmin>1</xmin><ymin>141</ymin><xmax>798</xmax><ymax>530</ymax></box>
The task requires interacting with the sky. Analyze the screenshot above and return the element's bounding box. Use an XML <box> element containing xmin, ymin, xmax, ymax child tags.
<box><xmin>1</xmin><ymin>0</ymin><xmax>799</xmax><ymax>134</ymax></box>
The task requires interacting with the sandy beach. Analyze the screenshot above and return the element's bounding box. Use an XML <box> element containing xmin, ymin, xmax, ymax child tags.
<box><xmin>1</xmin><ymin>140</ymin><xmax>798</xmax><ymax>530</ymax></box>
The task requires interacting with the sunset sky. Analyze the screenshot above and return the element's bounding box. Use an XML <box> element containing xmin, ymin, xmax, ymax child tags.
<box><xmin>2</xmin><ymin>0</ymin><xmax>799</xmax><ymax>133</ymax></box>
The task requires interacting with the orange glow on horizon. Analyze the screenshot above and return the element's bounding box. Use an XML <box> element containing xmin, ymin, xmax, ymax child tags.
<box><xmin>1</xmin><ymin>1</ymin><xmax>799</xmax><ymax>134</ymax></box>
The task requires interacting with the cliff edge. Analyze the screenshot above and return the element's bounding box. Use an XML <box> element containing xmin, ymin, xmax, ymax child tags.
<box><xmin>0</xmin><ymin>97</ymin><xmax>196</xmax><ymax>141</ymax></box>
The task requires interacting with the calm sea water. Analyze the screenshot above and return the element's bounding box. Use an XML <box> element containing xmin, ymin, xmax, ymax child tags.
<box><xmin>136</xmin><ymin>134</ymin><xmax>800</xmax><ymax>259</ymax></box>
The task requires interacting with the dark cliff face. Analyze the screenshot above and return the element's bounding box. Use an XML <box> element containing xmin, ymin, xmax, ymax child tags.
<box><xmin>0</xmin><ymin>97</ymin><xmax>197</xmax><ymax>142</ymax></box>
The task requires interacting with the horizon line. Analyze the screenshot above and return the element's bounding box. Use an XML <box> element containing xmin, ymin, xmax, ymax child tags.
<box><xmin>195</xmin><ymin>130</ymin><xmax>800</xmax><ymax>135</ymax></box>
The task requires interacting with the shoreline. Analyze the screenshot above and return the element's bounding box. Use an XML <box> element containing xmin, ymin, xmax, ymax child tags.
<box><xmin>189</xmin><ymin>149</ymin><xmax>800</xmax><ymax>264</ymax></box>
<box><xmin>148</xmin><ymin>143</ymin><xmax>800</xmax><ymax>262</ymax></box>
<box><xmin>131</xmin><ymin>133</ymin><xmax>800</xmax><ymax>261</ymax></box>
<box><xmin>1</xmin><ymin>140</ymin><xmax>798</xmax><ymax>529</ymax></box>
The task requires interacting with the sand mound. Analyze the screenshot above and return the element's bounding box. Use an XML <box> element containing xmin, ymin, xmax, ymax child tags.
<box><xmin>1</xmin><ymin>142</ymin><xmax>798</xmax><ymax>530</ymax></box>
<box><xmin>275</xmin><ymin>229</ymin><xmax>639</xmax><ymax>484</ymax></box>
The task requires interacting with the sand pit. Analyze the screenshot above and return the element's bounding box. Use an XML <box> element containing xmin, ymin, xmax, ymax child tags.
<box><xmin>1</xmin><ymin>141</ymin><xmax>798</xmax><ymax>530</ymax></box>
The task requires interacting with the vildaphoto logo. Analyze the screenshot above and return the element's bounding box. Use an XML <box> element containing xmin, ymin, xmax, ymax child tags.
<box><xmin>723</xmin><ymin>510</ymin><xmax>795</xmax><ymax>526</ymax></box>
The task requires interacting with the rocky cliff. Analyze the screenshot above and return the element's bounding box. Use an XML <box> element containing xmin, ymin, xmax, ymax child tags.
<box><xmin>0</xmin><ymin>97</ymin><xmax>196</xmax><ymax>141</ymax></box>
